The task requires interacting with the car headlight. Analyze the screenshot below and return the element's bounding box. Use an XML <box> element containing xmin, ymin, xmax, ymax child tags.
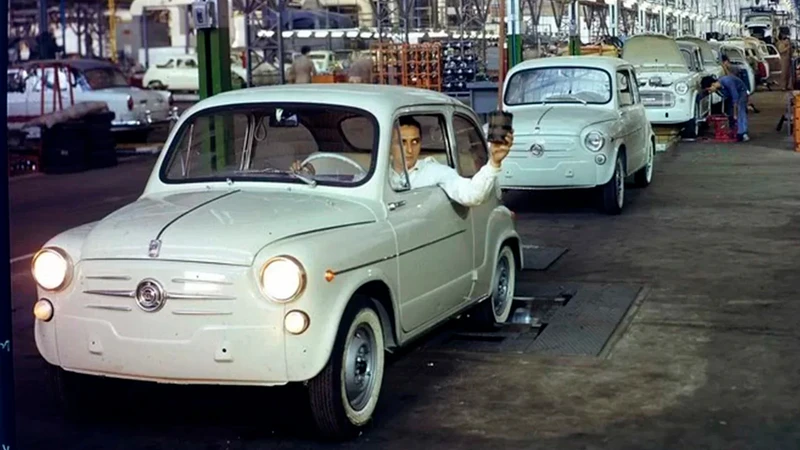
<box><xmin>675</xmin><ymin>82</ymin><xmax>689</xmax><ymax>95</ymax></box>
<box><xmin>584</xmin><ymin>131</ymin><xmax>605</xmax><ymax>152</ymax></box>
<box><xmin>259</xmin><ymin>255</ymin><xmax>306</xmax><ymax>302</ymax></box>
<box><xmin>31</xmin><ymin>248</ymin><xmax>72</xmax><ymax>291</ymax></box>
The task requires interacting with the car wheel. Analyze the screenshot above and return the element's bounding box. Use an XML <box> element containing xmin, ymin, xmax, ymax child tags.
<box><xmin>633</xmin><ymin>138</ymin><xmax>655</xmax><ymax>188</ymax></box>
<box><xmin>147</xmin><ymin>80</ymin><xmax>165</xmax><ymax>90</ymax></box>
<box><xmin>308</xmin><ymin>297</ymin><xmax>385</xmax><ymax>440</ymax></box>
<box><xmin>471</xmin><ymin>245</ymin><xmax>516</xmax><ymax>329</ymax></box>
<box><xmin>682</xmin><ymin>98</ymin><xmax>701</xmax><ymax>139</ymax></box>
<box><xmin>600</xmin><ymin>155</ymin><xmax>624</xmax><ymax>215</ymax></box>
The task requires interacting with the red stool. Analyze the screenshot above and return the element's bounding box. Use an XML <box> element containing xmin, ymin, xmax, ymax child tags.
<box><xmin>706</xmin><ymin>114</ymin><xmax>738</xmax><ymax>142</ymax></box>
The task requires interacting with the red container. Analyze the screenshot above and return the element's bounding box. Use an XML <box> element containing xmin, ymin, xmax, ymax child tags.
<box><xmin>706</xmin><ymin>114</ymin><xmax>738</xmax><ymax>142</ymax></box>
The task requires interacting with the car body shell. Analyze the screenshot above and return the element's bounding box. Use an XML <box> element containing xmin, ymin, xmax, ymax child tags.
<box><xmin>7</xmin><ymin>59</ymin><xmax>173</xmax><ymax>133</ymax></box>
<box><xmin>32</xmin><ymin>84</ymin><xmax>523</xmax><ymax>386</ymax></box>
<box><xmin>711</xmin><ymin>43</ymin><xmax>758</xmax><ymax>93</ymax></box>
<box><xmin>622</xmin><ymin>34</ymin><xmax>711</xmax><ymax>127</ymax></box>
<box><xmin>497</xmin><ymin>56</ymin><xmax>655</xmax><ymax>190</ymax></box>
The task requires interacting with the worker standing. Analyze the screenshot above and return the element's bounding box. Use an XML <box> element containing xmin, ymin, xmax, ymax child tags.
<box><xmin>348</xmin><ymin>54</ymin><xmax>374</xmax><ymax>83</ymax></box>
<box><xmin>702</xmin><ymin>74</ymin><xmax>750</xmax><ymax>142</ymax></box>
<box><xmin>288</xmin><ymin>46</ymin><xmax>316</xmax><ymax>84</ymax></box>
<box><xmin>777</xmin><ymin>34</ymin><xmax>793</xmax><ymax>91</ymax></box>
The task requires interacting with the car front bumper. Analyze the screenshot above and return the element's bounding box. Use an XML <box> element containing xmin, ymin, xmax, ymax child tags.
<box><xmin>34</xmin><ymin>259</ymin><xmax>292</xmax><ymax>386</ymax></box>
<box><xmin>499</xmin><ymin>148</ymin><xmax>614</xmax><ymax>190</ymax></box>
<box><xmin>111</xmin><ymin>107</ymin><xmax>179</xmax><ymax>132</ymax></box>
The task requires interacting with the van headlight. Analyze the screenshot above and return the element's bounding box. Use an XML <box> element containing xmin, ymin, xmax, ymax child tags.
<box><xmin>32</xmin><ymin>248</ymin><xmax>72</xmax><ymax>291</ymax></box>
<box><xmin>584</xmin><ymin>131</ymin><xmax>605</xmax><ymax>152</ymax></box>
<box><xmin>675</xmin><ymin>82</ymin><xmax>689</xmax><ymax>95</ymax></box>
<box><xmin>259</xmin><ymin>256</ymin><xmax>307</xmax><ymax>302</ymax></box>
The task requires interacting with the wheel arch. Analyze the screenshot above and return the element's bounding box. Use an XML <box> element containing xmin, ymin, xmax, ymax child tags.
<box><xmin>352</xmin><ymin>280</ymin><xmax>399</xmax><ymax>350</ymax></box>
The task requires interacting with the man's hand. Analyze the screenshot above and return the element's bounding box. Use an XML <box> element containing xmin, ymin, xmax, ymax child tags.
<box><xmin>489</xmin><ymin>131</ymin><xmax>514</xmax><ymax>168</ymax></box>
<box><xmin>290</xmin><ymin>160</ymin><xmax>315</xmax><ymax>175</ymax></box>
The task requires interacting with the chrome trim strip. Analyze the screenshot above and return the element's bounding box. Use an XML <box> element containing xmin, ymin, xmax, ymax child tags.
<box><xmin>86</xmin><ymin>304</ymin><xmax>132</xmax><ymax>311</ymax></box>
<box><xmin>166</xmin><ymin>293</ymin><xmax>236</xmax><ymax>301</ymax></box>
<box><xmin>171</xmin><ymin>277</ymin><xmax>232</xmax><ymax>285</ymax></box>
<box><xmin>83</xmin><ymin>289</ymin><xmax>135</xmax><ymax>298</ymax></box>
<box><xmin>171</xmin><ymin>310</ymin><xmax>233</xmax><ymax>315</ymax></box>
<box><xmin>85</xmin><ymin>275</ymin><xmax>132</xmax><ymax>281</ymax></box>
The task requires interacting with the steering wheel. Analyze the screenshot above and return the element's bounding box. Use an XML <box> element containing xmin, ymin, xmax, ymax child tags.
<box><xmin>299</xmin><ymin>152</ymin><xmax>366</xmax><ymax>175</ymax></box>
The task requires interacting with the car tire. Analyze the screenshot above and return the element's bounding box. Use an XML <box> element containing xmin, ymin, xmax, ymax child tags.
<box><xmin>600</xmin><ymin>155</ymin><xmax>625</xmax><ymax>215</ymax></box>
<box><xmin>146</xmin><ymin>80</ymin><xmax>166</xmax><ymax>90</ymax></box>
<box><xmin>633</xmin><ymin>138</ymin><xmax>655</xmax><ymax>188</ymax></box>
<box><xmin>308</xmin><ymin>296</ymin><xmax>385</xmax><ymax>441</ymax></box>
<box><xmin>682</xmin><ymin>97</ymin><xmax>701</xmax><ymax>139</ymax></box>
<box><xmin>471</xmin><ymin>245</ymin><xmax>516</xmax><ymax>329</ymax></box>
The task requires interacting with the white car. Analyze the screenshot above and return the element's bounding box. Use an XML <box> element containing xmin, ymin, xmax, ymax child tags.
<box><xmin>677</xmin><ymin>36</ymin><xmax>725</xmax><ymax>107</ymax></box>
<box><xmin>7</xmin><ymin>59</ymin><xmax>176</xmax><ymax>135</ymax></box>
<box><xmin>30</xmin><ymin>84</ymin><xmax>523</xmax><ymax>439</ymax></box>
<box><xmin>499</xmin><ymin>56</ymin><xmax>655</xmax><ymax>214</ymax></box>
<box><xmin>142</xmin><ymin>53</ymin><xmax>281</xmax><ymax>92</ymax></box>
<box><xmin>622</xmin><ymin>34</ymin><xmax>711</xmax><ymax>138</ymax></box>
<box><xmin>710</xmin><ymin>42</ymin><xmax>757</xmax><ymax>93</ymax></box>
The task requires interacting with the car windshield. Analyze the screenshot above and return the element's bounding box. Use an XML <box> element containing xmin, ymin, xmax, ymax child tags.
<box><xmin>504</xmin><ymin>67</ymin><xmax>612</xmax><ymax>105</ymax></box>
<box><xmin>82</xmin><ymin>68</ymin><xmax>130</xmax><ymax>89</ymax></box>
<box><xmin>161</xmin><ymin>104</ymin><xmax>377</xmax><ymax>187</ymax></box>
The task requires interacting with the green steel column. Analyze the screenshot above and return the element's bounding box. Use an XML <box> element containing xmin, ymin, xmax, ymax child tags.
<box><xmin>195</xmin><ymin>0</ymin><xmax>234</xmax><ymax>168</ymax></box>
<box><xmin>506</xmin><ymin>0</ymin><xmax>522</xmax><ymax>67</ymax></box>
<box><xmin>568</xmin><ymin>0</ymin><xmax>581</xmax><ymax>56</ymax></box>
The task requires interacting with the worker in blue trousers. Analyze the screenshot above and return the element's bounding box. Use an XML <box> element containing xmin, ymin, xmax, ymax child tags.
<box><xmin>701</xmin><ymin>74</ymin><xmax>750</xmax><ymax>142</ymax></box>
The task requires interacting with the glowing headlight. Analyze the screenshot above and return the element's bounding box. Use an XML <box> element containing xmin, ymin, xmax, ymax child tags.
<box><xmin>259</xmin><ymin>256</ymin><xmax>306</xmax><ymax>302</ymax></box>
<box><xmin>31</xmin><ymin>248</ymin><xmax>71</xmax><ymax>291</ymax></box>
<box><xmin>584</xmin><ymin>131</ymin><xmax>605</xmax><ymax>152</ymax></box>
<box><xmin>675</xmin><ymin>82</ymin><xmax>689</xmax><ymax>95</ymax></box>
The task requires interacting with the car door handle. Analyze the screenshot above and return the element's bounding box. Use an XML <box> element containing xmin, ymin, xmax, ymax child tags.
<box><xmin>388</xmin><ymin>200</ymin><xmax>406</xmax><ymax>211</ymax></box>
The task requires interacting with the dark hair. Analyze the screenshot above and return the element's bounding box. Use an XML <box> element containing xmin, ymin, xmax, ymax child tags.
<box><xmin>720</xmin><ymin>54</ymin><xmax>729</xmax><ymax>63</ymax></box>
<box><xmin>300</xmin><ymin>45</ymin><xmax>311</xmax><ymax>55</ymax></box>
<box><xmin>700</xmin><ymin>75</ymin><xmax>716</xmax><ymax>90</ymax></box>
<box><xmin>398</xmin><ymin>115</ymin><xmax>421</xmax><ymax>131</ymax></box>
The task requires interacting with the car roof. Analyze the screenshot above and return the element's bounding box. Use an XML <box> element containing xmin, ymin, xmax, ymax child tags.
<box><xmin>677</xmin><ymin>41</ymin><xmax>700</xmax><ymax>50</ymax></box>
<box><xmin>505</xmin><ymin>56</ymin><xmax>632</xmax><ymax>74</ymax></box>
<box><xmin>185</xmin><ymin>84</ymin><xmax>463</xmax><ymax>117</ymax></box>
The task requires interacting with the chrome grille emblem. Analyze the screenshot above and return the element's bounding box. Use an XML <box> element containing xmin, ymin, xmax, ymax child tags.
<box><xmin>529</xmin><ymin>143</ymin><xmax>544</xmax><ymax>157</ymax></box>
<box><xmin>135</xmin><ymin>278</ymin><xmax>166</xmax><ymax>312</ymax></box>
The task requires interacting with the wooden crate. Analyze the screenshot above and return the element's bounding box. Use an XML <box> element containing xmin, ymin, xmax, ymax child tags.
<box><xmin>371</xmin><ymin>42</ymin><xmax>443</xmax><ymax>92</ymax></box>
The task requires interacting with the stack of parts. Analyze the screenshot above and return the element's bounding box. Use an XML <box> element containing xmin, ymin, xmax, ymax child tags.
<box><xmin>442</xmin><ymin>40</ymin><xmax>478</xmax><ymax>92</ymax></box>
<box><xmin>371</xmin><ymin>42</ymin><xmax>442</xmax><ymax>91</ymax></box>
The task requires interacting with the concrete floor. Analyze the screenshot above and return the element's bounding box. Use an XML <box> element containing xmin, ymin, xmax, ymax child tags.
<box><xmin>8</xmin><ymin>90</ymin><xmax>800</xmax><ymax>449</ymax></box>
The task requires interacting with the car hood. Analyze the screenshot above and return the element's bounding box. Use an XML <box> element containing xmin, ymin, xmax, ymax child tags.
<box><xmin>79</xmin><ymin>189</ymin><xmax>377</xmax><ymax>266</ymax></box>
<box><xmin>623</xmin><ymin>36</ymin><xmax>688</xmax><ymax>70</ymax></box>
<box><xmin>507</xmin><ymin>105</ymin><xmax>618</xmax><ymax>135</ymax></box>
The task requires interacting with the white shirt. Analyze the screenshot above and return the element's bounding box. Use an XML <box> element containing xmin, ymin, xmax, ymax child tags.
<box><xmin>390</xmin><ymin>157</ymin><xmax>501</xmax><ymax>207</ymax></box>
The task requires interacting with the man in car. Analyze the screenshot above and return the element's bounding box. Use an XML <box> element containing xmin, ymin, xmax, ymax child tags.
<box><xmin>387</xmin><ymin>116</ymin><xmax>513</xmax><ymax>207</ymax></box>
<box><xmin>702</xmin><ymin>74</ymin><xmax>750</xmax><ymax>142</ymax></box>
<box><xmin>292</xmin><ymin>116</ymin><xmax>514</xmax><ymax>207</ymax></box>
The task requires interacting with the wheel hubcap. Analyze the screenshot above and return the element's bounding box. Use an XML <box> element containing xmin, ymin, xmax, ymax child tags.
<box><xmin>493</xmin><ymin>256</ymin><xmax>510</xmax><ymax>316</ymax></box>
<box><xmin>344</xmin><ymin>324</ymin><xmax>377</xmax><ymax>411</ymax></box>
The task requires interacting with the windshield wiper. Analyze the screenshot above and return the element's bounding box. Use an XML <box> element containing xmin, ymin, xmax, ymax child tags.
<box><xmin>544</xmin><ymin>94</ymin><xmax>588</xmax><ymax>105</ymax></box>
<box><xmin>233</xmin><ymin>168</ymin><xmax>317</xmax><ymax>187</ymax></box>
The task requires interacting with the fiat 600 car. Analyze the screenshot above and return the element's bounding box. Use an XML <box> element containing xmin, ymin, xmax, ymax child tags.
<box><xmin>499</xmin><ymin>56</ymin><xmax>655</xmax><ymax>214</ymax></box>
<box><xmin>31</xmin><ymin>84</ymin><xmax>523</xmax><ymax>439</ymax></box>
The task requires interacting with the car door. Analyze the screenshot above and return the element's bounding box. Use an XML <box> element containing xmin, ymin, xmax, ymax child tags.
<box><xmin>449</xmin><ymin>107</ymin><xmax>496</xmax><ymax>300</ymax></box>
<box><xmin>765</xmin><ymin>44</ymin><xmax>782</xmax><ymax>81</ymax></box>
<box><xmin>615</xmin><ymin>70</ymin><xmax>642</xmax><ymax>172</ymax></box>
<box><xmin>383</xmin><ymin>108</ymin><xmax>474</xmax><ymax>333</ymax></box>
<box><xmin>626</xmin><ymin>68</ymin><xmax>649</xmax><ymax>168</ymax></box>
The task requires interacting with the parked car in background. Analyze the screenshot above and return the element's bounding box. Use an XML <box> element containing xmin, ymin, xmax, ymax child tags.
<box><xmin>712</xmin><ymin>43</ymin><xmax>757</xmax><ymax>93</ymax></box>
<box><xmin>677</xmin><ymin>36</ymin><xmax>725</xmax><ymax>109</ymax></box>
<box><xmin>622</xmin><ymin>34</ymin><xmax>711</xmax><ymax>138</ymax></box>
<box><xmin>7</xmin><ymin>59</ymin><xmax>175</xmax><ymax>137</ymax></box>
<box><xmin>30</xmin><ymin>84</ymin><xmax>523</xmax><ymax>440</ymax></box>
<box><xmin>142</xmin><ymin>53</ymin><xmax>281</xmax><ymax>92</ymax></box>
<box><xmin>499</xmin><ymin>56</ymin><xmax>655</xmax><ymax>214</ymax></box>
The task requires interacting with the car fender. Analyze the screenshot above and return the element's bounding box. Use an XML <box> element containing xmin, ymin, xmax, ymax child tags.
<box><xmin>253</xmin><ymin>221</ymin><xmax>399</xmax><ymax>382</ymax></box>
<box><xmin>598</xmin><ymin>143</ymin><xmax>623</xmax><ymax>185</ymax></box>
<box><xmin>475</xmin><ymin>205</ymin><xmax>523</xmax><ymax>296</ymax></box>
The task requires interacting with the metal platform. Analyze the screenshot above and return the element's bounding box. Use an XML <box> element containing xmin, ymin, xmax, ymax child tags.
<box><xmin>521</xmin><ymin>245</ymin><xmax>568</xmax><ymax>271</ymax></box>
<box><xmin>422</xmin><ymin>282</ymin><xmax>642</xmax><ymax>357</ymax></box>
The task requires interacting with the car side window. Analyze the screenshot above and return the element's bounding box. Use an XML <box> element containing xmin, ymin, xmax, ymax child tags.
<box><xmin>389</xmin><ymin>113</ymin><xmax>449</xmax><ymax>192</ymax></box>
<box><xmin>627</xmin><ymin>70</ymin><xmax>640</xmax><ymax>104</ymax></box>
<box><xmin>452</xmin><ymin>114</ymin><xmax>489</xmax><ymax>178</ymax></box>
<box><xmin>617</xmin><ymin>71</ymin><xmax>633</xmax><ymax>107</ymax></box>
